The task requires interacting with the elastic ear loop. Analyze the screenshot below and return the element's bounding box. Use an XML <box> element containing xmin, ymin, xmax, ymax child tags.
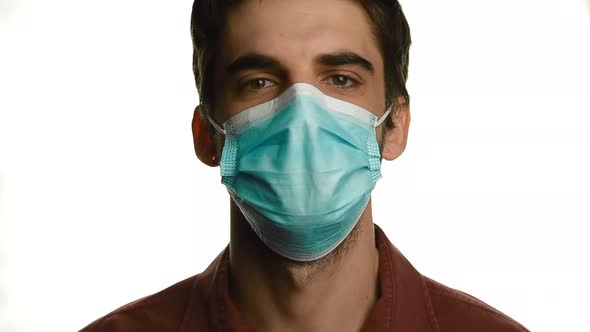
<box><xmin>374</xmin><ymin>106</ymin><xmax>393</xmax><ymax>127</ymax></box>
<box><xmin>207</xmin><ymin>114</ymin><xmax>226</xmax><ymax>135</ymax></box>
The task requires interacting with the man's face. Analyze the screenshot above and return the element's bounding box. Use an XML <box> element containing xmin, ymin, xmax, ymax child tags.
<box><xmin>213</xmin><ymin>0</ymin><xmax>388</xmax><ymax>136</ymax></box>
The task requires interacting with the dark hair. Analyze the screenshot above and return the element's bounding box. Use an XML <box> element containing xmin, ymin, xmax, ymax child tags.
<box><xmin>190</xmin><ymin>0</ymin><xmax>411</xmax><ymax>128</ymax></box>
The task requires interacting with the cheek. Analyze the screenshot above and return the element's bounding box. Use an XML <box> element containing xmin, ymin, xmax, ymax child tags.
<box><xmin>375</xmin><ymin>125</ymin><xmax>385</xmax><ymax>145</ymax></box>
<box><xmin>360</xmin><ymin>71</ymin><xmax>387</xmax><ymax>117</ymax></box>
<box><xmin>367</xmin><ymin>90</ymin><xmax>387</xmax><ymax>119</ymax></box>
<box><xmin>214</xmin><ymin>132</ymin><xmax>226</xmax><ymax>159</ymax></box>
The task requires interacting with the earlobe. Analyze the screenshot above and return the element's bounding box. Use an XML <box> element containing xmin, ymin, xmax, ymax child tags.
<box><xmin>192</xmin><ymin>105</ymin><xmax>220</xmax><ymax>167</ymax></box>
<box><xmin>381</xmin><ymin>97</ymin><xmax>411</xmax><ymax>161</ymax></box>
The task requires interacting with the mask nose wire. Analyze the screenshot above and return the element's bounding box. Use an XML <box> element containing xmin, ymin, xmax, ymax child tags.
<box><xmin>206</xmin><ymin>113</ymin><xmax>227</xmax><ymax>135</ymax></box>
<box><xmin>374</xmin><ymin>106</ymin><xmax>393</xmax><ymax>128</ymax></box>
<box><xmin>209</xmin><ymin>104</ymin><xmax>392</xmax><ymax>134</ymax></box>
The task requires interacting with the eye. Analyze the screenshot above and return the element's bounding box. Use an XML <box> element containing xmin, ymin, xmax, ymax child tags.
<box><xmin>244</xmin><ymin>78</ymin><xmax>275</xmax><ymax>91</ymax></box>
<box><xmin>325</xmin><ymin>74</ymin><xmax>360</xmax><ymax>89</ymax></box>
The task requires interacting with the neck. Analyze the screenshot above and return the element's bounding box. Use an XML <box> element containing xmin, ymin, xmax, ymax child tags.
<box><xmin>229</xmin><ymin>199</ymin><xmax>380</xmax><ymax>332</ymax></box>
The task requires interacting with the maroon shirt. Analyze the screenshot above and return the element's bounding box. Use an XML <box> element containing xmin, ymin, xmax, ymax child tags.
<box><xmin>81</xmin><ymin>225</ymin><xmax>529</xmax><ymax>331</ymax></box>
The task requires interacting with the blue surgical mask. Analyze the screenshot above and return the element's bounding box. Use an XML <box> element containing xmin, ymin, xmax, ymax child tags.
<box><xmin>208</xmin><ymin>83</ymin><xmax>391</xmax><ymax>262</ymax></box>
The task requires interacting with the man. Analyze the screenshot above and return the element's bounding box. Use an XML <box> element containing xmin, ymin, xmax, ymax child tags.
<box><xmin>82</xmin><ymin>0</ymin><xmax>529</xmax><ymax>331</ymax></box>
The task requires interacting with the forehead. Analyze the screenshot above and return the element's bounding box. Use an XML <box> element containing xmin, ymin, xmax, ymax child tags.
<box><xmin>221</xmin><ymin>0</ymin><xmax>381</xmax><ymax>67</ymax></box>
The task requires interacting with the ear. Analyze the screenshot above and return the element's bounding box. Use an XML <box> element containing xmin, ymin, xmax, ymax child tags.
<box><xmin>192</xmin><ymin>105</ymin><xmax>220</xmax><ymax>167</ymax></box>
<box><xmin>381</xmin><ymin>96</ymin><xmax>411</xmax><ymax>161</ymax></box>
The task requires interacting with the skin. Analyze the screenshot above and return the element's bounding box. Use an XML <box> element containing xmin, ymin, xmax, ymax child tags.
<box><xmin>191</xmin><ymin>0</ymin><xmax>411</xmax><ymax>331</ymax></box>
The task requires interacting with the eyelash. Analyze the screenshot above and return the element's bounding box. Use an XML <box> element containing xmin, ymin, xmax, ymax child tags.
<box><xmin>241</xmin><ymin>74</ymin><xmax>361</xmax><ymax>93</ymax></box>
<box><xmin>322</xmin><ymin>74</ymin><xmax>360</xmax><ymax>91</ymax></box>
<box><xmin>240</xmin><ymin>78</ymin><xmax>276</xmax><ymax>92</ymax></box>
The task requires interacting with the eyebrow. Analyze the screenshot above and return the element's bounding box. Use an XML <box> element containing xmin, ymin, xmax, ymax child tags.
<box><xmin>315</xmin><ymin>51</ymin><xmax>374</xmax><ymax>74</ymax></box>
<box><xmin>226</xmin><ymin>53</ymin><xmax>281</xmax><ymax>76</ymax></box>
<box><xmin>225</xmin><ymin>51</ymin><xmax>375</xmax><ymax>76</ymax></box>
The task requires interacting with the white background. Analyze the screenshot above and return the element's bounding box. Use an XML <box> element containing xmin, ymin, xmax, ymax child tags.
<box><xmin>1</xmin><ymin>0</ymin><xmax>589</xmax><ymax>331</ymax></box>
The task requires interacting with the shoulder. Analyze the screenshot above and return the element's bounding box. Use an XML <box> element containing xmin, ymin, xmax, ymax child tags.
<box><xmin>80</xmin><ymin>274</ymin><xmax>201</xmax><ymax>332</ymax></box>
<box><xmin>423</xmin><ymin>277</ymin><xmax>529</xmax><ymax>332</ymax></box>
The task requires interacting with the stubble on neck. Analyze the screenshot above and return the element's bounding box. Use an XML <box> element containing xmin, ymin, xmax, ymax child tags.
<box><xmin>275</xmin><ymin>222</ymin><xmax>361</xmax><ymax>288</ymax></box>
<box><xmin>228</xmin><ymin>199</ymin><xmax>380</xmax><ymax>331</ymax></box>
<box><xmin>228</xmin><ymin>197</ymin><xmax>378</xmax><ymax>291</ymax></box>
